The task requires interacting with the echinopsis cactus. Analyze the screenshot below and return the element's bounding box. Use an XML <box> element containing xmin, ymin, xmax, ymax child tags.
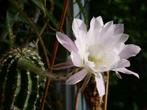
<box><xmin>0</xmin><ymin>47</ymin><xmax>46</xmax><ymax>110</ymax></box>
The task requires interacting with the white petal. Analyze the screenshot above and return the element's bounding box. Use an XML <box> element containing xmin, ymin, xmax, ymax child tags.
<box><xmin>96</xmin><ymin>16</ymin><xmax>104</xmax><ymax>26</ymax></box>
<box><xmin>53</xmin><ymin>59</ymin><xmax>74</xmax><ymax>70</ymax></box>
<box><xmin>113</xmin><ymin>24</ymin><xmax>124</xmax><ymax>34</ymax></box>
<box><xmin>101</xmin><ymin>34</ymin><xmax>128</xmax><ymax>51</ymax></box>
<box><xmin>96</xmin><ymin>66</ymin><xmax>110</xmax><ymax>73</ymax></box>
<box><xmin>89</xmin><ymin>16</ymin><xmax>103</xmax><ymax>32</ymax></box>
<box><xmin>74</xmin><ymin>37</ymin><xmax>87</xmax><ymax>55</ymax></box>
<box><xmin>56</xmin><ymin>32</ymin><xmax>78</xmax><ymax>52</ymax></box>
<box><xmin>95</xmin><ymin>73</ymin><xmax>105</xmax><ymax>97</ymax></box>
<box><xmin>115</xmin><ymin>71</ymin><xmax>122</xmax><ymax>79</ymax></box>
<box><xmin>87</xmin><ymin>16</ymin><xmax>103</xmax><ymax>44</ymax></box>
<box><xmin>119</xmin><ymin>44</ymin><xmax>141</xmax><ymax>59</ymax></box>
<box><xmin>66</xmin><ymin>69</ymin><xmax>87</xmax><ymax>85</ymax></box>
<box><xmin>72</xmin><ymin>18</ymin><xmax>87</xmax><ymax>39</ymax></box>
<box><xmin>100</xmin><ymin>21</ymin><xmax>114</xmax><ymax>37</ymax></box>
<box><xmin>116</xmin><ymin>68</ymin><xmax>139</xmax><ymax>78</ymax></box>
<box><xmin>72</xmin><ymin>19</ymin><xmax>87</xmax><ymax>53</ymax></box>
<box><xmin>112</xmin><ymin>59</ymin><xmax>130</xmax><ymax>69</ymax></box>
<box><xmin>99</xmin><ymin>21</ymin><xmax>115</xmax><ymax>45</ymax></box>
<box><xmin>119</xmin><ymin>34</ymin><xmax>129</xmax><ymax>43</ymax></box>
<box><xmin>99</xmin><ymin>23</ymin><xmax>127</xmax><ymax>49</ymax></box>
<box><xmin>70</xmin><ymin>51</ymin><xmax>82</xmax><ymax>67</ymax></box>
<box><xmin>89</xmin><ymin>17</ymin><xmax>96</xmax><ymax>31</ymax></box>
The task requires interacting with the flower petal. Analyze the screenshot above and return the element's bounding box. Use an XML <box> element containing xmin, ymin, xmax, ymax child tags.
<box><xmin>66</xmin><ymin>69</ymin><xmax>87</xmax><ymax>85</ymax></box>
<box><xmin>99</xmin><ymin>21</ymin><xmax>115</xmax><ymax>45</ymax></box>
<box><xmin>72</xmin><ymin>18</ymin><xmax>87</xmax><ymax>39</ymax></box>
<box><xmin>95</xmin><ymin>73</ymin><xmax>105</xmax><ymax>97</ymax></box>
<box><xmin>56</xmin><ymin>32</ymin><xmax>78</xmax><ymax>52</ymax></box>
<box><xmin>100</xmin><ymin>21</ymin><xmax>114</xmax><ymax>37</ymax></box>
<box><xmin>72</xmin><ymin>19</ymin><xmax>87</xmax><ymax>53</ymax></box>
<box><xmin>53</xmin><ymin>59</ymin><xmax>74</xmax><ymax>70</ymax></box>
<box><xmin>113</xmin><ymin>24</ymin><xmax>124</xmax><ymax>34</ymax></box>
<box><xmin>115</xmin><ymin>71</ymin><xmax>122</xmax><ymax>79</ymax></box>
<box><xmin>119</xmin><ymin>44</ymin><xmax>141</xmax><ymax>59</ymax></box>
<box><xmin>116</xmin><ymin>68</ymin><xmax>139</xmax><ymax>78</ymax></box>
<box><xmin>96</xmin><ymin>16</ymin><xmax>104</xmax><ymax>26</ymax></box>
<box><xmin>89</xmin><ymin>16</ymin><xmax>103</xmax><ymax>32</ymax></box>
<box><xmin>87</xmin><ymin>16</ymin><xmax>103</xmax><ymax>44</ymax></box>
<box><xmin>70</xmin><ymin>51</ymin><xmax>82</xmax><ymax>67</ymax></box>
<box><xmin>119</xmin><ymin>34</ymin><xmax>129</xmax><ymax>43</ymax></box>
<box><xmin>101</xmin><ymin>33</ymin><xmax>128</xmax><ymax>51</ymax></box>
<box><xmin>112</xmin><ymin>59</ymin><xmax>130</xmax><ymax>69</ymax></box>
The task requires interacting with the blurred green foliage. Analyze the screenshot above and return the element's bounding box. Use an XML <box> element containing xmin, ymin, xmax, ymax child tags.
<box><xmin>0</xmin><ymin>0</ymin><xmax>65</xmax><ymax>110</ymax></box>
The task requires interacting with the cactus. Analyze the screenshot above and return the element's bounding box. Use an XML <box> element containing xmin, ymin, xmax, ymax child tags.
<box><xmin>0</xmin><ymin>47</ymin><xmax>46</xmax><ymax>110</ymax></box>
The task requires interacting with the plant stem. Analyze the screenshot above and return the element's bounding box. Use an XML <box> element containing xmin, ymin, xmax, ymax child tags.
<box><xmin>17</xmin><ymin>58</ymin><xmax>66</xmax><ymax>80</ymax></box>
<box><xmin>40</xmin><ymin>0</ymin><xmax>69</xmax><ymax>110</ymax></box>
<box><xmin>74</xmin><ymin>88</ymin><xmax>80</xmax><ymax>110</ymax></box>
<box><xmin>103</xmin><ymin>72</ymin><xmax>109</xmax><ymax>110</ymax></box>
<box><xmin>84</xmin><ymin>77</ymin><xmax>103</xmax><ymax>110</ymax></box>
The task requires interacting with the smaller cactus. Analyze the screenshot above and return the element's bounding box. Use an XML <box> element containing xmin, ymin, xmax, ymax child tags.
<box><xmin>0</xmin><ymin>47</ymin><xmax>46</xmax><ymax>110</ymax></box>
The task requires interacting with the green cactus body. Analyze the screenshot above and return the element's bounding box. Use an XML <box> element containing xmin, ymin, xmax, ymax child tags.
<box><xmin>0</xmin><ymin>47</ymin><xmax>46</xmax><ymax>110</ymax></box>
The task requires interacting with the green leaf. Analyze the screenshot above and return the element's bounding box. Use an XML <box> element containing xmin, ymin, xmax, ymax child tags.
<box><xmin>31</xmin><ymin>0</ymin><xmax>58</xmax><ymax>28</ymax></box>
<box><xmin>5</xmin><ymin>8</ymin><xmax>20</xmax><ymax>47</ymax></box>
<box><xmin>31</xmin><ymin>0</ymin><xmax>46</xmax><ymax>16</ymax></box>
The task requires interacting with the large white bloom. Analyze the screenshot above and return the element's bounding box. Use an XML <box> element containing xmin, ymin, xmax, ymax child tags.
<box><xmin>56</xmin><ymin>16</ymin><xmax>141</xmax><ymax>98</ymax></box>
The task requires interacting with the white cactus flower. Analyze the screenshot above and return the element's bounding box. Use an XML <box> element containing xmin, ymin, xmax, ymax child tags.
<box><xmin>56</xmin><ymin>16</ymin><xmax>141</xmax><ymax>98</ymax></box>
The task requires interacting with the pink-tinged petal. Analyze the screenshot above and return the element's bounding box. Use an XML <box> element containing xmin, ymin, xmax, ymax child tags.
<box><xmin>70</xmin><ymin>51</ymin><xmax>82</xmax><ymax>67</ymax></box>
<box><xmin>66</xmin><ymin>69</ymin><xmax>87</xmax><ymax>85</ymax></box>
<box><xmin>56</xmin><ymin>32</ymin><xmax>78</xmax><ymax>52</ymax></box>
<box><xmin>101</xmin><ymin>21</ymin><xmax>114</xmax><ymax>36</ymax></box>
<box><xmin>72</xmin><ymin>18</ymin><xmax>87</xmax><ymax>38</ymax></box>
<box><xmin>113</xmin><ymin>24</ymin><xmax>124</xmax><ymax>34</ymax></box>
<box><xmin>101</xmin><ymin>33</ymin><xmax>128</xmax><ymax>50</ymax></box>
<box><xmin>99</xmin><ymin>21</ymin><xmax>115</xmax><ymax>44</ymax></box>
<box><xmin>100</xmin><ymin>23</ymin><xmax>126</xmax><ymax>48</ymax></box>
<box><xmin>101</xmin><ymin>34</ymin><xmax>122</xmax><ymax>49</ymax></box>
<box><xmin>95</xmin><ymin>73</ymin><xmax>105</xmax><ymax>97</ymax></box>
<box><xmin>116</xmin><ymin>68</ymin><xmax>139</xmax><ymax>78</ymax></box>
<box><xmin>119</xmin><ymin>44</ymin><xmax>141</xmax><ymax>59</ymax></box>
<box><xmin>112</xmin><ymin>59</ymin><xmax>130</xmax><ymax>69</ymax></box>
<box><xmin>53</xmin><ymin>59</ymin><xmax>74</xmax><ymax>70</ymax></box>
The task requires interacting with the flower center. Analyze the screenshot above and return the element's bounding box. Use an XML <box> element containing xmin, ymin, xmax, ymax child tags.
<box><xmin>87</xmin><ymin>44</ymin><xmax>118</xmax><ymax>71</ymax></box>
<box><xmin>88</xmin><ymin>55</ymin><xmax>105</xmax><ymax>67</ymax></box>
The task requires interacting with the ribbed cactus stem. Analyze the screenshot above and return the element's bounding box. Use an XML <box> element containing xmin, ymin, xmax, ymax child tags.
<box><xmin>10</xmin><ymin>70</ymin><xmax>21</xmax><ymax>110</ymax></box>
<box><xmin>0</xmin><ymin>47</ymin><xmax>46</xmax><ymax>110</ymax></box>
<box><xmin>23</xmin><ymin>71</ymin><xmax>32</xmax><ymax>110</ymax></box>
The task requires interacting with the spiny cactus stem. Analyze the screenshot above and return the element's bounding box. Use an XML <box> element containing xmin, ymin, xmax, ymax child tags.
<box><xmin>10</xmin><ymin>71</ymin><xmax>21</xmax><ymax>109</ymax></box>
<box><xmin>17</xmin><ymin>58</ymin><xmax>66</xmax><ymax>81</ymax></box>
<box><xmin>23</xmin><ymin>71</ymin><xmax>32</xmax><ymax>110</ymax></box>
